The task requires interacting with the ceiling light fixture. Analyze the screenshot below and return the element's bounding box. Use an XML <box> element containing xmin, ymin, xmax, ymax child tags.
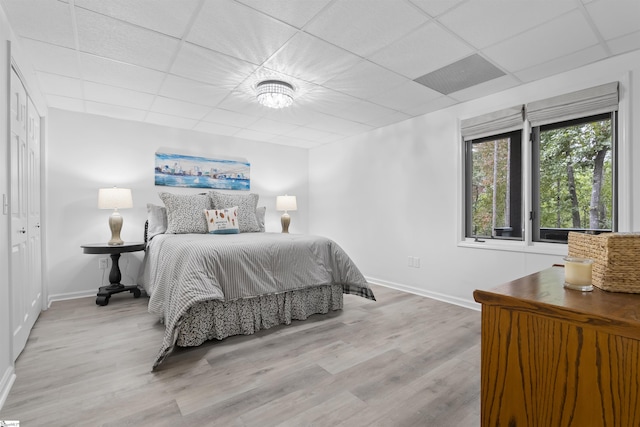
<box><xmin>256</xmin><ymin>80</ymin><xmax>294</xmax><ymax>109</ymax></box>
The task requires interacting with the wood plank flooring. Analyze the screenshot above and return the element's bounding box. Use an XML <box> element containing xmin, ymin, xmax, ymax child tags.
<box><xmin>0</xmin><ymin>285</ymin><xmax>481</xmax><ymax>426</ymax></box>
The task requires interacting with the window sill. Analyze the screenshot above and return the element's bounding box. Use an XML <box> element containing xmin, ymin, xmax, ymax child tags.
<box><xmin>458</xmin><ymin>239</ymin><xmax>568</xmax><ymax>256</ymax></box>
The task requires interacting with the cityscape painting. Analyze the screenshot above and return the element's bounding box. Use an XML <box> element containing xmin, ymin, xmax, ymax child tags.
<box><xmin>155</xmin><ymin>152</ymin><xmax>250</xmax><ymax>190</ymax></box>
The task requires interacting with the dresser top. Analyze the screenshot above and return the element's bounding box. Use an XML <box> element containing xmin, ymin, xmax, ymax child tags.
<box><xmin>474</xmin><ymin>266</ymin><xmax>640</xmax><ymax>339</ymax></box>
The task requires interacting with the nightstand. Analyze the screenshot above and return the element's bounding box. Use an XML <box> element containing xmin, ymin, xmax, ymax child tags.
<box><xmin>81</xmin><ymin>242</ymin><xmax>146</xmax><ymax>306</ymax></box>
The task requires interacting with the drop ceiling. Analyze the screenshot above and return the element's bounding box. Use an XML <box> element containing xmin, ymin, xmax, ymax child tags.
<box><xmin>2</xmin><ymin>0</ymin><xmax>639</xmax><ymax>149</ymax></box>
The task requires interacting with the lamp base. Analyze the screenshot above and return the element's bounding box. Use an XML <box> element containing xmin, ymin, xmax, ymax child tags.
<box><xmin>108</xmin><ymin>210</ymin><xmax>124</xmax><ymax>245</ymax></box>
<box><xmin>280</xmin><ymin>212</ymin><xmax>291</xmax><ymax>233</ymax></box>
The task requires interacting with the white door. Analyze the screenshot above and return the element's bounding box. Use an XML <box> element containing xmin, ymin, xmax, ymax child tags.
<box><xmin>9</xmin><ymin>68</ymin><xmax>42</xmax><ymax>361</ymax></box>
<box><xmin>26</xmin><ymin>97</ymin><xmax>43</xmax><ymax>337</ymax></box>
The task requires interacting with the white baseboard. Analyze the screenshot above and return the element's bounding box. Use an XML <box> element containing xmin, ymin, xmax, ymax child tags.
<box><xmin>365</xmin><ymin>276</ymin><xmax>481</xmax><ymax>312</ymax></box>
<box><xmin>47</xmin><ymin>290</ymin><xmax>97</xmax><ymax>307</ymax></box>
<box><xmin>0</xmin><ymin>365</ymin><xmax>16</xmax><ymax>411</ymax></box>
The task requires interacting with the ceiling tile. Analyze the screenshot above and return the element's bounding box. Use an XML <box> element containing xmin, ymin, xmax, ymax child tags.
<box><xmin>323</xmin><ymin>60</ymin><xmax>409</xmax><ymax>99</ymax></box>
<box><xmin>75</xmin><ymin>8</ymin><xmax>180</xmax><ymax>71</ymax></box>
<box><xmin>363</xmin><ymin>110</ymin><xmax>411</xmax><ymax>129</ymax></box>
<box><xmin>36</xmin><ymin>72</ymin><xmax>83</xmax><ymax>98</ymax></box>
<box><xmin>447</xmin><ymin>75</ymin><xmax>521</xmax><ymax>102</ymax></box>
<box><xmin>150</xmin><ymin>96</ymin><xmax>212</xmax><ymax>120</ymax></box>
<box><xmin>283</xmin><ymin>126</ymin><xmax>343</xmax><ymax>143</ymax></box>
<box><xmin>400</xmin><ymin>96</ymin><xmax>457</xmax><ymax>117</ymax></box>
<box><xmin>483</xmin><ymin>11</ymin><xmax>600</xmax><ymax>72</ymax></box>
<box><xmin>1</xmin><ymin>0</ymin><xmax>75</xmax><ymax>48</ymax></box>
<box><xmin>305</xmin><ymin>0</ymin><xmax>429</xmax><ymax>57</ymax></box>
<box><xmin>369</xmin><ymin>81</ymin><xmax>444</xmax><ymax>111</ymax></box>
<box><xmin>84</xmin><ymin>81</ymin><xmax>155</xmax><ymax>110</ymax></box>
<box><xmin>438</xmin><ymin>1</ymin><xmax>577</xmax><ymax>49</ymax></box>
<box><xmin>215</xmin><ymin>90</ymin><xmax>270</xmax><ymax>117</ymax></box>
<box><xmin>186</xmin><ymin>0</ymin><xmax>298</xmax><ymax>65</ymax></box>
<box><xmin>85</xmin><ymin>101</ymin><xmax>147</xmax><ymax>121</ymax></box>
<box><xmin>248</xmin><ymin>117</ymin><xmax>299</xmax><ymax>135</ymax></box>
<box><xmin>408</xmin><ymin>0</ymin><xmax>466</xmax><ymax>18</ymax></box>
<box><xmin>335</xmin><ymin>99</ymin><xmax>398</xmax><ymax>124</ymax></box>
<box><xmin>171</xmin><ymin>42</ymin><xmax>257</xmax><ymax>89</ymax></box>
<box><xmin>234</xmin><ymin>128</ymin><xmax>278</xmax><ymax>141</ymax></box>
<box><xmin>607</xmin><ymin>31</ymin><xmax>640</xmax><ymax>56</ymax></box>
<box><xmin>145</xmin><ymin>112</ymin><xmax>198</xmax><ymax>130</ymax></box>
<box><xmin>193</xmin><ymin>121</ymin><xmax>242</xmax><ymax>137</ymax></box>
<box><xmin>586</xmin><ymin>0</ymin><xmax>640</xmax><ymax>40</ymax></box>
<box><xmin>47</xmin><ymin>95</ymin><xmax>85</xmax><ymax>113</ymax></box>
<box><xmin>267</xmin><ymin>135</ymin><xmax>323</xmax><ymax>149</ymax></box>
<box><xmin>160</xmin><ymin>75</ymin><xmax>229</xmax><ymax>107</ymax></box>
<box><xmin>368</xmin><ymin>21</ymin><xmax>475</xmax><ymax>79</ymax></box>
<box><xmin>80</xmin><ymin>53</ymin><xmax>165</xmax><ymax>93</ymax></box>
<box><xmin>203</xmin><ymin>108</ymin><xmax>260</xmax><ymax>128</ymax></box>
<box><xmin>20</xmin><ymin>39</ymin><xmax>80</xmax><ymax>78</ymax></box>
<box><xmin>236</xmin><ymin>0</ymin><xmax>332</xmax><ymax>29</ymax></box>
<box><xmin>514</xmin><ymin>44</ymin><xmax>608</xmax><ymax>83</ymax></box>
<box><xmin>305</xmin><ymin>112</ymin><xmax>374</xmax><ymax>135</ymax></box>
<box><xmin>262</xmin><ymin>32</ymin><xmax>361</xmax><ymax>85</ymax></box>
<box><xmin>74</xmin><ymin>0</ymin><xmax>201</xmax><ymax>38</ymax></box>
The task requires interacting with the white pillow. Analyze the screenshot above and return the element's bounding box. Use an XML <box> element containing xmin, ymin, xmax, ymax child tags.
<box><xmin>205</xmin><ymin>207</ymin><xmax>240</xmax><ymax>234</ymax></box>
<box><xmin>146</xmin><ymin>203</ymin><xmax>167</xmax><ymax>240</ymax></box>
<box><xmin>256</xmin><ymin>206</ymin><xmax>266</xmax><ymax>232</ymax></box>
<box><xmin>208</xmin><ymin>191</ymin><xmax>260</xmax><ymax>233</ymax></box>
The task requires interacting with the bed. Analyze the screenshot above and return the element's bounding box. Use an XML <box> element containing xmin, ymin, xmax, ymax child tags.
<box><xmin>138</xmin><ymin>191</ymin><xmax>375</xmax><ymax>370</ymax></box>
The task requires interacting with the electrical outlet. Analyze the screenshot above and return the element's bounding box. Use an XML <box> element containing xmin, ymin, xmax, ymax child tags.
<box><xmin>99</xmin><ymin>258</ymin><xmax>109</xmax><ymax>269</ymax></box>
<box><xmin>408</xmin><ymin>256</ymin><xmax>421</xmax><ymax>268</ymax></box>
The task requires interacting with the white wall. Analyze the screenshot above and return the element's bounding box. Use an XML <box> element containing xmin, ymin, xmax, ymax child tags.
<box><xmin>309</xmin><ymin>50</ymin><xmax>640</xmax><ymax>309</ymax></box>
<box><xmin>46</xmin><ymin>109</ymin><xmax>309</xmax><ymax>301</ymax></box>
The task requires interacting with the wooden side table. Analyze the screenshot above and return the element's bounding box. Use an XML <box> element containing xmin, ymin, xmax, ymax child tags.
<box><xmin>81</xmin><ymin>242</ymin><xmax>146</xmax><ymax>306</ymax></box>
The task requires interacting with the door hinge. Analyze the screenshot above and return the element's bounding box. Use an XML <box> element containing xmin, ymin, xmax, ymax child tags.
<box><xmin>529</xmin><ymin>211</ymin><xmax>535</xmax><ymax>221</ymax></box>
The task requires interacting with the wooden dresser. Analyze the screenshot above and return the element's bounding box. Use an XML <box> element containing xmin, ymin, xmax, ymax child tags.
<box><xmin>473</xmin><ymin>266</ymin><xmax>640</xmax><ymax>426</ymax></box>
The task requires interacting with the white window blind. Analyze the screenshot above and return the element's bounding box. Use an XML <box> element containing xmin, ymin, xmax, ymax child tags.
<box><xmin>461</xmin><ymin>105</ymin><xmax>524</xmax><ymax>141</ymax></box>
<box><xmin>527</xmin><ymin>82</ymin><xmax>619</xmax><ymax>127</ymax></box>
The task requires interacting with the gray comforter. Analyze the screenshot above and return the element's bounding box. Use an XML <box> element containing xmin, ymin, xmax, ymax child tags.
<box><xmin>139</xmin><ymin>232</ymin><xmax>375</xmax><ymax>368</ymax></box>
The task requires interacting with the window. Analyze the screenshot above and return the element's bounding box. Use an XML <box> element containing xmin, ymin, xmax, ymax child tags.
<box><xmin>462</xmin><ymin>82</ymin><xmax>619</xmax><ymax>247</ymax></box>
<box><xmin>532</xmin><ymin>113</ymin><xmax>616</xmax><ymax>243</ymax></box>
<box><xmin>465</xmin><ymin>130</ymin><xmax>522</xmax><ymax>240</ymax></box>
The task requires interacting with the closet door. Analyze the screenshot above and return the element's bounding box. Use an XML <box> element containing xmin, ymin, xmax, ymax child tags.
<box><xmin>9</xmin><ymin>67</ymin><xmax>42</xmax><ymax>361</ymax></box>
<box><xmin>26</xmin><ymin>97</ymin><xmax>43</xmax><ymax>338</ymax></box>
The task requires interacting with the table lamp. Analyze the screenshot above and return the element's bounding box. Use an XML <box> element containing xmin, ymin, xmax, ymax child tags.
<box><xmin>276</xmin><ymin>195</ymin><xmax>297</xmax><ymax>233</ymax></box>
<box><xmin>98</xmin><ymin>187</ymin><xmax>133</xmax><ymax>245</ymax></box>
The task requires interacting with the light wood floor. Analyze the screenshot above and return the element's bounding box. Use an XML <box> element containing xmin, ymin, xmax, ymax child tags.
<box><xmin>1</xmin><ymin>284</ymin><xmax>481</xmax><ymax>426</ymax></box>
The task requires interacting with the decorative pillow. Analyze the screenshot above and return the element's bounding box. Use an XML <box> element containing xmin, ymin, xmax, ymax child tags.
<box><xmin>158</xmin><ymin>192</ymin><xmax>210</xmax><ymax>234</ymax></box>
<box><xmin>146</xmin><ymin>203</ymin><xmax>167</xmax><ymax>240</ymax></box>
<box><xmin>208</xmin><ymin>191</ymin><xmax>260</xmax><ymax>233</ymax></box>
<box><xmin>256</xmin><ymin>206</ymin><xmax>266</xmax><ymax>232</ymax></box>
<box><xmin>204</xmin><ymin>207</ymin><xmax>240</xmax><ymax>234</ymax></box>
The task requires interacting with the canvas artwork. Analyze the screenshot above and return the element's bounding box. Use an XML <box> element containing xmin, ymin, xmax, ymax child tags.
<box><xmin>155</xmin><ymin>152</ymin><xmax>250</xmax><ymax>190</ymax></box>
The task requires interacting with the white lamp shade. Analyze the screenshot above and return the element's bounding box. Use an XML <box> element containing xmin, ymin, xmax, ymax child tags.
<box><xmin>276</xmin><ymin>195</ymin><xmax>297</xmax><ymax>212</ymax></box>
<box><xmin>98</xmin><ymin>187</ymin><xmax>133</xmax><ymax>210</ymax></box>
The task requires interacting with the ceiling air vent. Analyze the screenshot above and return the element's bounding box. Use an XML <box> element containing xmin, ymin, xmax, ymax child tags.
<box><xmin>414</xmin><ymin>54</ymin><xmax>505</xmax><ymax>95</ymax></box>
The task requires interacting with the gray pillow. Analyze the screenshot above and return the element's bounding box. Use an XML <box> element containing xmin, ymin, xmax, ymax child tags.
<box><xmin>159</xmin><ymin>192</ymin><xmax>210</xmax><ymax>234</ymax></box>
<box><xmin>146</xmin><ymin>203</ymin><xmax>167</xmax><ymax>240</ymax></box>
<box><xmin>256</xmin><ymin>206</ymin><xmax>266</xmax><ymax>232</ymax></box>
<box><xmin>209</xmin><ymin>191</ymin><xmax>260</xmax><ymax>233</ymax></box>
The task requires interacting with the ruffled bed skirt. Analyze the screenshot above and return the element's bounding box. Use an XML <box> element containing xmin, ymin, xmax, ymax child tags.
<box><xmin>176</xmin><ymin>284</ymin><xmax>344</xmax><ymax>348</ymax></box>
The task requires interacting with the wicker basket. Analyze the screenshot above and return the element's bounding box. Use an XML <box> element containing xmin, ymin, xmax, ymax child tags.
<box><xmin>567</xmin><ymin>232</ymin><xmax>640</xmax><ymax>293</ymax></box>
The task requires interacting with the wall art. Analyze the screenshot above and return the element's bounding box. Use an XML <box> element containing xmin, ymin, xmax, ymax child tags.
<box><xmin>155</xmin><ymin>152</ymin><xmax>250</xmax><ymax>190</ymax></box>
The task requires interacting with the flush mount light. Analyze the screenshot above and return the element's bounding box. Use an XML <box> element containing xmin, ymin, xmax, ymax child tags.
<box><xmin>256</xmin><ymin>80</ymin><xmax>294</xmax><ymax>109</ymax></box>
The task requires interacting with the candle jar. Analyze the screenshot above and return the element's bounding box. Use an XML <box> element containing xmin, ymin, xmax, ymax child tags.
<box><xmin>563</xmin><ymin>256</ymin><xmax>594</xmax><ymax>291</ymax></box>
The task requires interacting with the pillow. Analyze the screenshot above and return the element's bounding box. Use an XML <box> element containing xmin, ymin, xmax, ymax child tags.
<box><xmin>204</xmin><ymin>207</ymin><xmax>240</xmax><ymax>234</ymax></box>
<box><xmin>146</xmin><ymin>203</ymin><xmax>167</xmax><ymax>240</ymax></box>
<box><xmin>208</xmin><ymin>191</ymin><xmax>260</xmax><ymax>233</ymax></box>
<box><xmin>256</xmin><ymin>206</ymin><xmax>266</xmax><ymax>232</ymax></box>
<box><xmin>159</xmin><ymin>192</ymin><xmax>210</xmax><ymax>234</ymax></box>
